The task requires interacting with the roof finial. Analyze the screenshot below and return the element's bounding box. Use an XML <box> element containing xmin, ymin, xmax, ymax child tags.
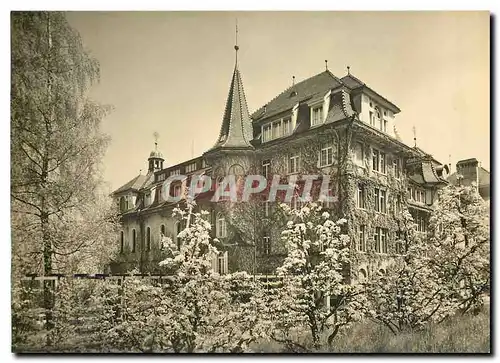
<box><xmin>412</xmin><ymin>126</ymin><xmax>417</xmax><ymax>147</ymax></box>
<box><xmin>325</xmin><ymin>59</ymin><xmax>328</xmax><ymax>71</ymax></box>
<box><xmin>292</xmin><ymin>75</ymin><xmax>295</xmax><ymax>86</ymax></box>
<box><xmin>347</xmin><ymin>65</ymin><xmax>351</xmax><ymax>75</ymax></box>
<box><xmin>234</xmin><ymin>19</ymin><xmax>239</xmax><ymax>65</ymax></box>
<box><xmin>153</xmin><ymin>131</ymin><xmax>159</xmax><ymax>150</ymax></box>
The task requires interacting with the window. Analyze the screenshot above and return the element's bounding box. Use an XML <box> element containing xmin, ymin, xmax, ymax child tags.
<box><xmin>375</xmin><ymin>108</ymin><xmax>381</xmax><ymax>129</ymax></box>
<box><xmin>216</xmin><ymin>213</ymin><xmax>227</xmax><ymax>238</ymax></box>
<box><xmin>173</xmin><ymin>184</ymin><xmax>182</xmax><ymax>197</ymax></box>
<box><xmin>311</xmin><ymin>106</ymin><xmax>323</xmax><ymax>126</ymax></box>
<box><xmin>369</xmin><ymin>111</ymin><xmax>375</xmax><ymax>126</ymax></box>
<box><xmin>414</xmin><ymin>212</ymin><xmax>428</xmax><ymax>232</ymax></box>
<box><xmin>356</xmin><ymin>184</ymin><xmax>365</xmax><ymax>209</ymax></box>
<box><xmin>217</xmin><ymin>251</ymin><xmax>228</xmax><ymax>275</ymax></box>
<box><xmin>262</xmin><ymin>160</ymin><xmax>271</xmax><ymax>179</ymax></box>
<box><xmin>354</xmin><ymin>142</ymin><xmax>364</xmax><ymax>166</ymax></box>
<box><xmin>160</xmin><ymin>224</ymin><xmax>166</xmax><ymax>250</ymax></box>
<box><xmin>372</xmin><ymin>149</ymin><xmax>379</xmax><ymax>172</ymax></box>
<box><xmin>357</xmin><ymin>225</ymin><xmax>366</xmax><ymax>252</ymax></box>
<box><xmin>380</xmin><ymin>152</ymin><xmax>386</xmax><ymax>174</ymax></box>
<box><xmin>131</xmin><ymin>229</ymin><xmax>136</xmax><ymax>253</ymax></box>
<box><xmin>409</xmin><ymin>187</ymin><xmax>425</xmax><ymax>203</ymax></box>
<box><xmin>372</xmin><ymin>149</ymin><xmax>386</xmax><ymax>173</ymax></box>
<box><xmin>262</xmin><ymin>117</ymin><xmax>292</xmax><ymax>143</ymax></box>
<box><xmin>146</xmin><ymin>227</ymin><xmax>151</xmax><ymax>251</ymax></box>
<box><xmin>375</xmin><ymin>188</ymin><xmax>387</xmax><ymax>213</ymax></box>
<box><xmin>264</xmin><ymin>201</ymin><xmax>270</xmax><ymax>217</ymax></box>
<box><xmin>169</xmin><ymin>169</ymin><xmax>180</xmax><ymax>176</ymax></box>
<box><xmin>320</xmin><ymin>145</ymin><xmax>333</xmax><ymax>167</ymax></box>
<box><xmin>272</xmin><ymin>121</ymin><xmax>282</xmax><ymax>139</ymax></box>
<box><xmin>383</xmin><ymin>119</ymin><xmax>387</xmax><ymax>133</ymax></box>
<box><xmin>263</xmin><ymin>232</ymin><xmax>271</xmax><ymax>255</ymax></box>
<box><xmin>283</xmin><ymin>118</ymin><xmax>292</xmax><ymax>136</ymax></box>
<box><xmin>288</xmin><ymin>155</ymin><xmax>300</xmax><ymax>174</ymax></box>
<box><xmin>185</xmin><ymin>162</ymin><xmax>197</xmax><ymax>173</ymax></box>
<box><xmin>393</xmin><ymin>158</ymin><xmax>401</xmax><ymax>179</ymax></box>
<box><xmin>262</xmin><ymin>124</ymin><xmax>272</xmax><ymax>142</ymax></box>
<box><xmin>120</xmin><ymin>231</ymin><xmax>124</xmax><ymax>253</ymax></box>
<box><xmin>374</xmin><ymin>227</ymin><xmax>388</xmax><ymax>253</ymax></box>
<box><xmin>119</xmin><ymin>197</ymin><xmax>126</xmax><ymax>212</ymax></box>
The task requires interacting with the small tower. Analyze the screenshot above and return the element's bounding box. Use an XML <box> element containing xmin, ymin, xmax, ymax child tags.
<box><xmin>148</xmin><ymin>132</ymin><xmax>164</xmax><ymax>173</ymax></box>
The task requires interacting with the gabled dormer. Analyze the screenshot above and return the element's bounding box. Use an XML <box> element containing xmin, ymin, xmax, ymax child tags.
<box><xmin>341</xmin><ymin>72</ymin><xmax>401</xmax><ymax>138</ymax></box>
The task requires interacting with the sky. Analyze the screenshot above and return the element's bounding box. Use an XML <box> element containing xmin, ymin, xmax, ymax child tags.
<box><xmin>66</xmin><ymin>11</ymin><xmax>490</xmax><ymax>193</ymax></box>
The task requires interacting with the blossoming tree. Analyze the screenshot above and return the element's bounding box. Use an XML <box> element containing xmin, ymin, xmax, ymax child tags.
<box><xmin>268</xmin><ymin>203</ymin><xmax>364</xmax><ymax>351</ymax></box>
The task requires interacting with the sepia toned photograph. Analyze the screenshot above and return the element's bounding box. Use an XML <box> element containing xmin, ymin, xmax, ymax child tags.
<box><xmin>11</xmin><ymin>10</ymin><xmax>490</xmax><ymax>353</ymax></box>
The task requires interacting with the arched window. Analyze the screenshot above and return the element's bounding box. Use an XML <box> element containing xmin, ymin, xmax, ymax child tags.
<box><xmin>120</xmin><ymin>231</ymin><xmax>124</xmax><ymax>253</ymax></box>
<box><xmin>175</xmin><ymin>221</ymin><xmax>183</xmax><ymax>250</ymax></box>
<box><xmin>359</xmin><ymin>269</ymin><xmax>367</xmax><ymax>282</ymax></box>
<box><xmin>119</xmin><ymin>197</ymin><xmax>126</xmax><ymax>212</ymax></box>
<box><xmin>216</xmin><ymin>213</ymin><xmax>227</xmax><ymax>238</ymax></box>
<box><xmin>131</xmin><ymin>229</ymin><xmax>136</xmax><ymax>253</ymax></box>
<box><xmin>146</xmin><ymin>227</ymin><xmax>151</xmax><ymax>251</ymax></box>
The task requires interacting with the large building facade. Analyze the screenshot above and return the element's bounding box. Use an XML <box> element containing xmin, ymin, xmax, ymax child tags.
<box><xmin>110</xmin><ymin>47</ymin><xmax>452</xmax><ymax>280</ymax></box>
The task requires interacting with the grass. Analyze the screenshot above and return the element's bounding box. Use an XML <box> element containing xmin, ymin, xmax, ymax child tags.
<box><xmin>252</xmin><ymin>306</ymin><xmax>490</xmax><ymax>353</ymax></box>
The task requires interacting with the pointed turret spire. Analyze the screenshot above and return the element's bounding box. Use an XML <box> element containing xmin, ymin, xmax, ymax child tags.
<box><xmin>207</xmin><ymin>29</ymin><xmax>254</xmax><ymax>152</ymax></box>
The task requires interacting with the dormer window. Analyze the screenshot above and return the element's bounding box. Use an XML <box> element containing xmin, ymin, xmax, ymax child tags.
<box><xmin>169</xmin><ymin>169</ymin><xmax>180</xmax><ymax>177</ymax></box>
<box><xmin>290</xmin><ymin>91</ymin><xmax>297</xmax><ymax>97</ymax></box>
<box><xmin>185</xmin><ymin>162</ymin><xmax>197</xmax><ymax>173</ymax></box>
<box><xmin>311</xmin><ymin>106</ymin><xmax>323</xmax><ymax>126</ymax></box>
<box><xmin>261</xmin><ymin>116</ymin><xmax>292</xmax><ymax>143</ymax></box>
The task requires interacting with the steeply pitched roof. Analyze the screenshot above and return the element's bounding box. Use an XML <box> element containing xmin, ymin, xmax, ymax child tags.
<box><xmin>208</xmin><ymin>64</ymin><xmax>254</xmax><ymax>151</ymax></box>
<box><xmin>251</xmin><ymin>71</ymin><xmax>343</xmax><ymax>122</ymax></box>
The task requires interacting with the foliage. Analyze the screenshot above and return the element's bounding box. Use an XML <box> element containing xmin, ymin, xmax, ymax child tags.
<box><xmin>267</xmin><ymin>202</ymin><xmax>365</xmax><ymax>351</ymax></box>
<box><xmin>427</xmin><ymin>184</ymin><xmax>490</xmax><ymax>313</ymax></box>
<box><xmin>11</xmin><ymin>11</ymin><xmax>118</xmax><ymax>277</ymax></box>
<box><xmin>365</xmin><ymin>210</ymin><xmax>459</xmax><ymax>333</ymax></box>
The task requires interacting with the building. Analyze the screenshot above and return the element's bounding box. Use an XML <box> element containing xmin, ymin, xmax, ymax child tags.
<box><xmin>447</xmin><ymin>158</ymin><xmax>490</xmax><ymax>203</ymax></box>
<box><xmin>110</xmin><ymin>44</ymin><xmax>451</xmax><ymax>280</ymax></box>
